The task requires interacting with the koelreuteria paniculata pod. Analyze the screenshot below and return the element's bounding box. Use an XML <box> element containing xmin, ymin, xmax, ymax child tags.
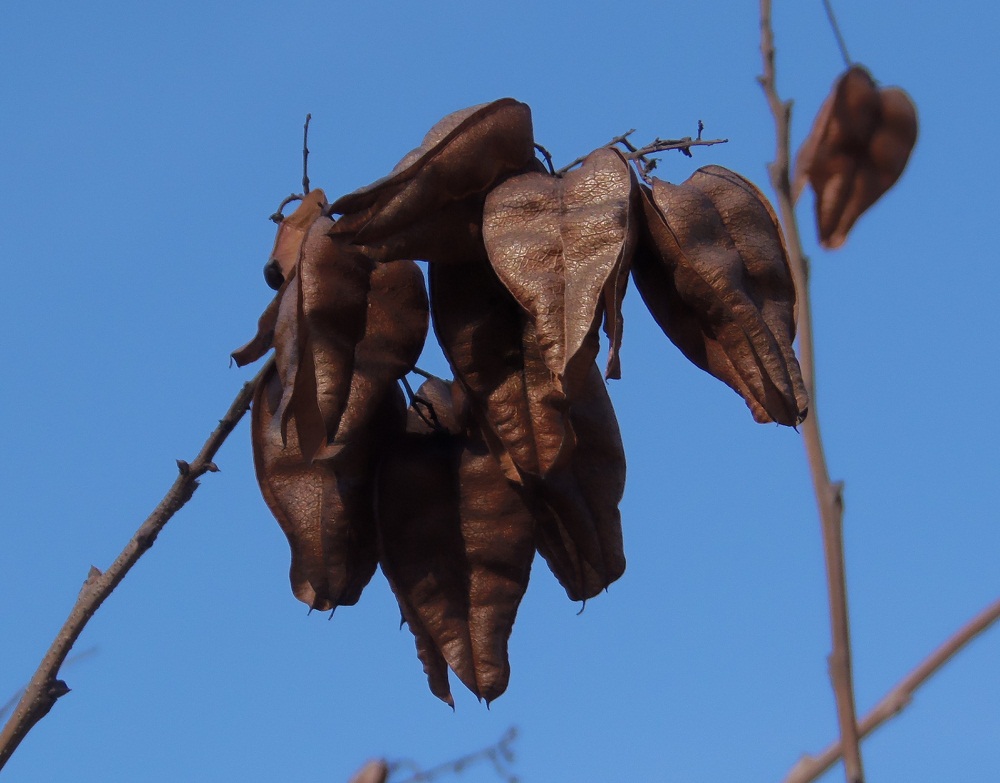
<box><xmin>232</xmin><ymin>93</ymin><xmax>872</xmax><ymax>702</ymax></box>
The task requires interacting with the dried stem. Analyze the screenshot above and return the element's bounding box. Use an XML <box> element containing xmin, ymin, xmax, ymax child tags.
<box><xmin>758</xmin><ymin>2</ymin><xmax>864</xmax><ymax>782</ymax></box>
<box><xmin>302</xmin><ymin>113</ymin><xmax>313</xmax><ymax>194</ymax></box>
<box><xmin>784</xmin><ymin>597</ymin><xmax>1000</xmax><ymax>783</ymax></box>
<box><xmin>0</xmin><ymin>359</ymin><xmax>273</xmax><ymax>771</ymax></box>
<box><xmin>822</xmin><ymin>0</ymin><xmax>853</xmax><ymax>69</ymax></box>
<box><xmin>555</xmin><ymin>129</ymin><xmax>727</xmax><ymax>184</ymax></box>
<box><xmin>390</xmin><ymin>726</ymin><xmax>518</xmax><ymax>783</ymax></box>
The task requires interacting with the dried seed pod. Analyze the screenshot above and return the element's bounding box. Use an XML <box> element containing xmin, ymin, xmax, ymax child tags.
<box><xmin>377</xmin><ymin>378</ymin><xmax>535</xmax><ymax>704</ymax></box>
<box><xmin>530</xmin><ymin>363</ymin><xmax>626</xmax><ymax>601</ymax></box>
<box><xmin>635</xmin><ymin>166</ymin><xmax>808</xmax><ymax>426</ymax></box>
<box><xmin>252</xmin><ymin>365</ymin><xmax>405</xmax><ymax>612</ymax></box>
<box><xmin>483</xmin><ymin>147</ymin><xmax>637</xmax><ymax>390</ymax></box>
<box><xmin>793</xmin><ymin>65</ymin><xmax>918</xmax><ymax>249</ymax></box>
<box><xmin>265</xmin><ymin>189</ymin><xmax>329</xmax><ymax>287</ymax></box>
<box><xmin>329</xmin><ymin>99</ymin><xmax>536</xmax><ymax>264</ymax></box>
<box><xmin>332</xmin><ymin>258</ymin><xmax>429</xmax><ymax>447</ymax></box>
<box><xmin>430</xmin><ymin>255</ymin><xmax>573</xmax><ymax>480</ymax></box>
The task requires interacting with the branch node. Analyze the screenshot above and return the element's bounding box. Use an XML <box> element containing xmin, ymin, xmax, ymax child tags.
<box><xmin>47</xmin><ymin>681</ymin><xmax>69</xmax><ymax>700</ymax></box>
<box><xmin>176</xmin><ymin>460</ymin><xmax>190</xmax><ymax>476</ymax></box>
<box><xmin>204</xmin><ymin>462</ymin><xmax>220</xmax><ymax>474</ymax></box>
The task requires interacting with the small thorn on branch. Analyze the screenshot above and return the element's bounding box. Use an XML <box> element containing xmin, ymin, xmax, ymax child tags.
<box><xmin>204</xmin><ymin>462</ymin><xmax>219</xmax><ymax>474</ymax></box>
<box><xmin>176</xmin><ymin>460</ymin><xmax>190</xmax><ymax>476</ymax></box>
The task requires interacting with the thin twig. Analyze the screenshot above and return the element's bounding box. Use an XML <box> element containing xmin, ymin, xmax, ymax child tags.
<box><xmin>270</xmin><ymin>193</ymin><xmax>303</xmax><ymax>223</ymax></box>
<box><xmin>555</xmin><ymin>129</ymin><xmax>637</xmax><ymax>175</ymax></box>
<box><xmin>784</xmin><ymin>597</ymin><xmax>1000</xmax><ymax>783</ymax></box>
<box><xmin>0</xmin><ymin>359</ymin><xmax>273</xmax><ymax>771</ymax></box>
<box><xmin>821</xmin><ymin>0</ymin><xmax>852</xmax><ymax>69</ymax></box>
<box><xmin>390</xmin><ymin>727</ymin><xmax>518</xmax><ymax>783</ymax></box>
<box><xmin>534</xmin><ymin>143</ymin><xmax>555</xmax><ymax>175</ymax></box>
<box><xmin>554</xmin><ymin>129</ymin><xmax>727</xmax><ymax>185</ymax></box>
<box><xmin>758</xmin><ymin>3</ymin><xmax>864</xmax><ymax>782</ymax></box>
<box><xmin>302</xmin><ymin>113</ymin><xmax>313</xmax><ymax>194</ymax></box>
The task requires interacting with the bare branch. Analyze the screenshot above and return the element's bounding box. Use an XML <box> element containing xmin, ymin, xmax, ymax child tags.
<box><xmin>0</xmin><ymin>359</ymin><xmax>273</xmax><ymax>771</ymax></box>
<box><xmin>302</xmin><ymin>113</ymin><xmax>313</xmax><ymax>194</ymax></box>
<box><xmin>390</xmin><ymin>727</ymin><xmax>518</xmax><ymax>783</ymax></box>
<box><xmin>784</xmin><ymin>597</ymin><xmax>1000</xmax><ymax>783</ymax></box>
<box><xmin>758</xmin><ymin>2</ymin><xmax>864</xmax><ymax>782</ymax></box>
<box><xmin>554</xmin><ymin>128</ymin><xmax>727</xmax><ymax>184</ymax></box>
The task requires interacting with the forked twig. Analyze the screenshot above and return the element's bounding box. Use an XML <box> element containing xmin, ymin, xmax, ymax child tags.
<box><xmin>784</xmin><ymin>597</ymin><xmax>1000</xmax><ymax>783</ymax></box>
<box><xmin>0</xmin><ymin>359</ymin><xmax>274</xmax><ymax>771</ymax></box>
<box><xmin>757</xmin><ymin>2</ymin><xmax>864</xmax><ymax>781</ymax></box>
<box><xmin>555</xmin><ymin>128</ymin><xmax>727</xmax><ymax>184</ymax></box>
<box><xmin>389</xmin><ymin>726</ymin><xmax>518</xmax><ymax>783</ymax></box>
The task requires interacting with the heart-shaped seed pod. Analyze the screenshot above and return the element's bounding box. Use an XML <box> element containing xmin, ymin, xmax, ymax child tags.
<box><xmin>793</xmin><ymin>64</ymin><xmax>918</xmax><ymax>249</ymax></box>
<box><xmin>634</xmin><ymin>165</ymin><xmax>808</xmax><ymax>426</ymax></box>
<box><xmin>483</xmin><ymin>146</ymin><xmax>637</xmax><ymax>390</ymax></box>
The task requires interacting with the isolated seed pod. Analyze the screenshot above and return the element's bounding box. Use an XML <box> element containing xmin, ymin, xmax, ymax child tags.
<box><xmin>377</xmin><ymin>378</ymin><xmax>535</xmax><ymax>704</ymax></box>
<box><xmin>430</xmin><ymin>255</ymin><xmax>573</xmax><ymax>480</ymax></box>
<box><xmin>252</xmin><ymin>365</ymin><xmax>405</xmax><ymax>612</ymax></box>
<box><xmin>635</xmin><ymin>165</ymin><xmax>808</xmax><ymax>426</ymax></box>
<box><xmin>483</xmin><ymin>147</ymin><xmax>637</xmax><ymax>389</ymax></box>
<box><xmin>793</xmin><ymin>64</ymin><xmax>918</xmax><ymax>249</ymax></box>
<box><xmin>329</xmin><ymin>99</ymin><xmax>536</xmax><ymax>264</ymax></box>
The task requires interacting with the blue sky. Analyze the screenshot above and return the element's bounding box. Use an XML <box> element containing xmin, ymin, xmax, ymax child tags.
<box><xmin>1</xmin><ymin>1</ymin><xmax>998</xmax><ymax>781</ymax></box>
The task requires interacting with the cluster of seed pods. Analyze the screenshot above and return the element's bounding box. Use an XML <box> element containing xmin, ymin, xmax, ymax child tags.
<box><xmin>234</xmin><ymin>97</ymin><xmax>812</xmax><ymax>704</ymax></box>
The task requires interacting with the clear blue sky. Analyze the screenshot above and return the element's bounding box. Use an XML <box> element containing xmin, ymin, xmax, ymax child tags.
<box><xmin>2</xmin><ymin>1</ymin><xmax>997</xmax><ymax>781</ymax></box>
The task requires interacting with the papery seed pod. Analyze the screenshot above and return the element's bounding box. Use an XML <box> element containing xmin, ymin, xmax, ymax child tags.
<box><xmin>252</xmin><ymin>365</ymin><xmax>406</xmax><ymax>612</ymax></box>
<box><xmin>793</xmin><ymin>64</ymin><xmax>918</xmax><ymax>249</ymax></box>
<box><xmin>430</xmin><ymin>254</ymin><xmax>573</xmax><ymax>480</ymax></box>
<box><xmin>332</xmin><ymin>258</ymin><xmax>429</xmax><ymax>447</ymax></box>
<box><xmin>377</xmin><ymin>378</ymin><xmax>535</xmax><ymax>704</ymax></box>
<box><xmin>329</xmin><ymin>99</ymin><xmax>536</xmax><ymax>264</ymax></box>
<box><xmin>264</xmin><ymin>189</ymin><xmax>329</xmax><ymax>288</ymax></box>
<box><xmin>635</xmin><ymin>165</ymin><xmax>808</xmax><ymax>426</ymax></box>
<box><xmin>483</xmin><ymin>147</ymin><xmax>637</xmax><ymax>390</ymax></box>
<box><xmin>530</xmin><ymin>363</ymin><xmax>627</xmax><ymax>601</ymax></box>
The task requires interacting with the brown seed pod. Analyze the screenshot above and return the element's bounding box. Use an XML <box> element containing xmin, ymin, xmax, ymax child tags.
<box><xmin>483</xmin><ymin>146</ymin><xmax>637</xmax><ymax>391</ymax></box>
<box><xmin>634</xmin><ymin>165</ymin><xmax>808</xmax><ymax>426</ymax></box>
<box><xmin>377</xmin><ymin>378</ymin><xmax>535</xmax><ymax>704</ymax></box>
<box><xmin>329</xmin><ymin>99</ymin><xmax>536</xmax><ymax>264</ymax></box>
<box><xmin>252</xmin><ymin>365</ymin><xmax>405</xmax><ymax>612</ymax></box>
<box><xmin>793</xmin><ymin>64</ymin><xmax>918</xmax><ymax>249</ymax></box>
<box><xmin>430</xmin><ymin>255</ymin><xmax>573</xmax><ymax>480</ymax></box>
<box><xmin>530</xmin><ymin>363</ymin><xmax>627</xmax><ymax>602</ymax></box>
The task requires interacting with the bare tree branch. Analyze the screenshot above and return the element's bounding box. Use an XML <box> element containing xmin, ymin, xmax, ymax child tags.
<box><xmin>0</xmin><ymin>359</ymin><xmax>273</xmax><ymax>771</ymax></box>
<box><xmin>784</xmin><ymin>597</ymin><xmax>1000</xmax><ymax>783</ymax></box>
<box><xmin>757</xmin><ymin>3</ymin><xmax>865</xmax><ymax>781</ymax></box>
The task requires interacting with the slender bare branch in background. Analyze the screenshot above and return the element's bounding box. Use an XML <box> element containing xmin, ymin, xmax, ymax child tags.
<box><xmin>785</xmin><ymin>597</ymin><xmax>1000</xmax><ymax>783</ymax></box>
<box><xmin>389</xmin><ymin>727</ymin><xmax>519</xmax><ymax>783</ymax></box>
<box><xmin>757</xmin><ymin>2</ymin><xmax>865</xmax><ymax>781</ymax></box>
<box><xmin>0</xmin><ymin>359</ymin><xmax>273</xmax><ymax>771</ymax></box>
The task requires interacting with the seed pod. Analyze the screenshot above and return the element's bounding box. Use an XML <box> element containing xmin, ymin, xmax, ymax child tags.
<box><xmin>793</xmin><ymin>65</ymin><xmax>918</xmax><ymax>249</ymax></box>
<box><xmin>483</xmin><ymin>147</ymin><xmax>637</xmax><ymax>390</ymax></box>
<box><xmin>252</xmin><ymin>365</ymin><xmax>405</xmax><ymax>611</ymax></box>
<box><xmin>530</xmin><ymin>363</ymin><xmax>627</xmax><ymax>601</ymax></box>
<box><xmin>265</xmin><ymin>189</ymin><xmax>329</xmax><ymax>287</ymax></box>
<box><xmin>634</xmin><ymin>166</ymin><xmax>808</xmax><ymax>426</ymax></box>
<box><xmin>377</xmin><ymin>378</ymin><xmax>535</xmax><ymax>704</ymax></box>
<box><xmin>330</xmin><ymin>99</ymin><xmax>536</xmax><ymax>264</ymax></box>
<box><xmin>430</xmin><ymin>255</ymin><xmax>573</xmax><ymax>480</ymax></box>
